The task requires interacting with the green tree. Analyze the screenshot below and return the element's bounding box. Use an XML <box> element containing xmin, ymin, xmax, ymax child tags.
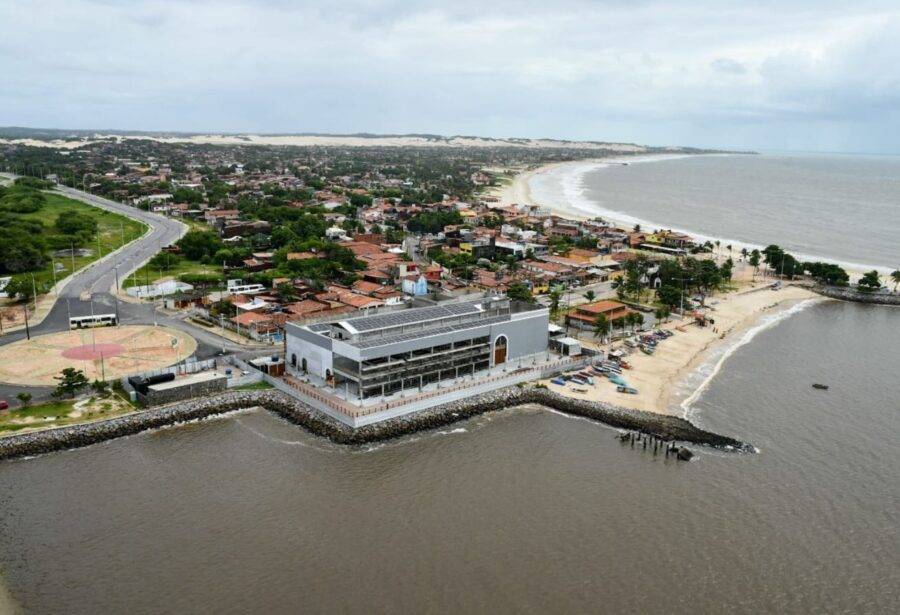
<box><xmin>748</xmin><ymin>250</ymin><xmax>761</xmax><ymax>280</ymax></box>
<box><xmin>857</xmin><ymin>270</ymin><xmax>881</xmax><ymax>292</ymax></box>
<box><xmin>506</xmin><ymin>282</ymin><xmax>533</xmax><ymax>303</ymax></box>
<box><xmin>52</xmin><ymin>368</ymin><xmax>89</xmax><ymax>399</ymax></box>
<box><xmin>149</xmin><ymin>251</ymin><xmax>178</xmax><ymax>272</ymax></box>
<box><xmin>720</xmin><ymin>257</ymin><xmax>734</xmax><ymax>281</ymax></box>
<box><xmin>593</xmin><ymin>313</ymin><xmax>610</xmax><ymax>342</ymax></box>
<box><xmin>177</xmin><ymin>230</ymin><xmax>223</xmax><ymax>261</ymax></box>
<box><xmin>583</xmin><ymin>290</ymin><xmax>596</xmax><ymax>303</ymax></box>
<box><xmin>4</xmin><ymin>275</ymin><xmax>36</xmax><ymax>302</ymax></box>
<box><xmin>55</xmin><ymin>210</ymin><xmax>98</xmax><ymax>236</ymax></box>
<box><xmin>656</xmin><ymin>284</ymin><xmax>681</xmax><ymax>308</ymax></box>
<box><xmin>16</xmin><ymin>392</ymin><xmax>32</xmax><ymax>407</ymax></box>
<box><xmin>891</xmin><ymin>270</ymin><xmax>900</xmax><ymax>292</ymax></box>
<box><xmin>91</xmin><ymin>379</ymin><xmax>111</xmax><ymax>397</ymax></box>
<box><xmin>627</xmin><ymin>311</ymin><xmax>644</xmax><ymax>333</ymax></box>
<box><xmin>804</xmin><ymin>262</ymin><xmax>849</xmax><ymax>286</ymax></box>
<box><xmin>548</xmin><ymin>287</ymin><xmax>563</xmax><ymax>313</ymax></box>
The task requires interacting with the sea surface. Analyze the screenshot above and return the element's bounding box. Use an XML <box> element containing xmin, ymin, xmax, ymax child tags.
<box><xmin>0</xmin><ymin>300</ymin><xmax>898</xmax><ymax>613</ymax></box>
<box><xmin>529</xmin><ymin>153</ymin><xmax>900</xmax><ymax>271</ymax></box>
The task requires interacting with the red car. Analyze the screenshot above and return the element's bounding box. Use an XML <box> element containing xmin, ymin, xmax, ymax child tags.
<box><xmin>0</xmin><ymin>400</ymin><xmax>8</xmax><ymax>411</ymax></box>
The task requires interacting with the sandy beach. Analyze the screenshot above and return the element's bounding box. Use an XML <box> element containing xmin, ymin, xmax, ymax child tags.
<box><xmin>543</xmin><ymin>283</ymin><xmax>819</xmax><ymax>416</ymax></box>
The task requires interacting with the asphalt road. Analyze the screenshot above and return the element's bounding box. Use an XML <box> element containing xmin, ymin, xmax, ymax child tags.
<box><xmin>0</xmin><ymin>177</ymin><xmax>268</xmax><ymax>404</ymax></box>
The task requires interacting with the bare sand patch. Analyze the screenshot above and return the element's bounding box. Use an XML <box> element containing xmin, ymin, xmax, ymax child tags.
<box><xmin>0</xmin><ymin>325</ymin><xmax>197</xmax><ymax>386</ymax></box>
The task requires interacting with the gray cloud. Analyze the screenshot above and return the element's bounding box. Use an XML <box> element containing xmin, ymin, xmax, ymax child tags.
<box><xmin>1</xmin><ymin>0</ymin><xmax>899</xmax><ymax>152</ymax></box>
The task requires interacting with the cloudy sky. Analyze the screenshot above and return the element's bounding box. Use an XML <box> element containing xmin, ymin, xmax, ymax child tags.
<box><xmin>2</xmin><ymin>0</ymin><xmax>899</xmax><ymax>152</ymax></box>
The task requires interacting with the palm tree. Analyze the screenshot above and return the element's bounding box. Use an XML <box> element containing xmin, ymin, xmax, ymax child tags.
<box><xmin>583</xmin><ymin>289</ymin><xmax>596</xmax><ymax>303</ymax></box>
<box><xmin>740</xmin><ymin>247</ymin><xmax>748</xmax><ymax>262</ymax></box>
<box><xmin>749</xmin><ymin>250</ymin><xmax>761</xmax><ymax>281</ymax></box>
<box><xmin>548</xmin><ymin>287</ymin><xmax>562</xmax><ymax>313</ymax></box>
<box><xmin>629</xmin><ymin>311</ymin><xmax>644</xmax><ymax>333</ymax></box>
<box><xmin>593</xmin><ymin>313</ymin><xmax>610</xmax><ymax>343</ymax></box>
<box><xmin>892</xmin><ymin>270</ymin><xmax>900</xmax><ymax>292</ymax></box>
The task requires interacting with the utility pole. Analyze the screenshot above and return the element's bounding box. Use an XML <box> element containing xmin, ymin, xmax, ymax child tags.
<box><xmin>30</xmin><ymin>273</ymin><xmax>37</xmax><ymax>310</ymax></box>
<box><xmin>23</xmin><ymin>304</ymin><xmax>30</xmax><ymax>340</ymax></box>
<box><xmin>114</xmin><ymin>267</ymin><xmax>120</xmax><ymax>326</ymax></box>
<box><xmin>71</xmin><ymin>241</ymin><xmax>76</xmax><ymax>274</ymax></box>
<box><xmin>90</xmin><ymin>295</ymin><xmax>96</xmax><ymax>350</ymax></box>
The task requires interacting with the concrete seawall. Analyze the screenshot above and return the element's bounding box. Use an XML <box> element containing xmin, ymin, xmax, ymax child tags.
<box><xmin>0</xmin><ymin>387</ymin><xmax>750</xmax><ymax>461</ymax></box>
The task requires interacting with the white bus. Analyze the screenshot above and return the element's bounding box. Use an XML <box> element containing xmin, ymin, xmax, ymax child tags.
<box><xmin>70</xmin><ymin>313</ymin><xmax>118</xmax><ymax>329</ymax></box>
<box><xmin>227</xmin><ymin>283</ymin><xmax>266</xmax><ymax>295</ymax></box>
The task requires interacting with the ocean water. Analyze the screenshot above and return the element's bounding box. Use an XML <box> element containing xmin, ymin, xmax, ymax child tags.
<box><xmin>529</xmin><ymin>153</ymin><xmax>900</xmax><ymax>271</ymax></box>
<box><xmin>0</xmin><ymin>300</ymin><xmax>898</xmax><ymax>614</ymax></box>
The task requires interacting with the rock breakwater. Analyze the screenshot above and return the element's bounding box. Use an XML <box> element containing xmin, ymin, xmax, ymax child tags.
<box><xmin>0</xmin><ymin>386</ymin><xmax>751</xmax><ymax>461</ymax></box>
<box><xmin>812</xmin><ymin>285</ymin><xmax>900</xmax><ymax>305</ymax></box>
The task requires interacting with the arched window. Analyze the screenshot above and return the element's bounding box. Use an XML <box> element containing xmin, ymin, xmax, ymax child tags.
<box><xmin>301</xmin><ymin>358</ymin><xmax>307</xmax><ymax>373</ymax></box>
<box><xmin>291</xmin><ymin>353</ymin><xmax>297</xmax><ymax>368</ymax></box>
<box><xmin>493</xmin><ymin>335</ymin><xmax>508</xmax><ymax>365</ymax></box>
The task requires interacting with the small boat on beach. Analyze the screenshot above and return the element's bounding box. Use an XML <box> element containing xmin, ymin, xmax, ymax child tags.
<box><xmin>616</xmin><ymin>386</ymin><xmax>638</xmax><ymax>394</ymax></box>
<box><xmin>551</xmin><ymin>377</ymin><xmax>566</xmax><ymax>386</ymax></box>
<box><xmin>812</xmin><ymin>383</ymin><xmax>829</xmax><ymax>390</ymax></box>
<box><xmin>572</xmin><ymin>387</ymin><xmax>589</xmax><ymax>393</ymax></box>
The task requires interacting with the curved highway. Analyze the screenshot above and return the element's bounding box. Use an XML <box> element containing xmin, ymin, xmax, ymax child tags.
<box><xmin>0</xmin><ymin>176</ymin><xmax>270</xmax><ymax>403</ymax></box>
<box><xmin>52</xmin><ymin>183</ymin><xmax>188</xmax><ymax>299</ymax></box>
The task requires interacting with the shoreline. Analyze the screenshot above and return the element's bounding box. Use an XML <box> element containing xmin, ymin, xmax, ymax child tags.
<box><xmin>487</xmin><ymin>157</ymin><xmax>890</xmax><ymax>418</ymax></box>
<box><xmin>0</xmin><ymin>388</ymin><xmax>751</xmax><ymax>462</ymax></box>
<box><xmin>543</xmin><ymin>283</ymin><xmax>820</xmax><ymax>417</ymax></box>
<box><xmin>487</xmin><ymin>157</ymin><xmax>895</xmax><ymax>276</ymax></box>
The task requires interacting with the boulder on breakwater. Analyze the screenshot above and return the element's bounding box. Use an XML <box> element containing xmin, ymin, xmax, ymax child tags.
<box><xmin>0</xmin><ymin>386</ymin><xmax>751</xmax><ymax>461</ymax></box>
<box><xmin>812</xmin><ymin>285</ymin><xmax>900</xmax><ymax>306</ymax></box>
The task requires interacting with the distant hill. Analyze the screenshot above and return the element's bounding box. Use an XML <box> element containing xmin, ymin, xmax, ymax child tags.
<box><xmin>0</xmin><ymin>126</ymin><xmax>740</xmax><ymax>154</ymax></box>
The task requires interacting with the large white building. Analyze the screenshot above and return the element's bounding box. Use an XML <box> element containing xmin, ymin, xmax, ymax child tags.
<box><xmin>285</xmin><ymin>297</ymin><xmax>549</xmax><ymax>401</ymax></box>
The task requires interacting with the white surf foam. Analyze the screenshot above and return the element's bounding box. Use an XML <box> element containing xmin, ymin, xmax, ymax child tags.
<box><xmin>535</xmin><ymin>157</ymin><xmax>894</xmax><ymax>274</ymax></box>
<box><xmin>678</xmin><ymin>298</ymin><xmax>821</xmax><ymax>421</ymax></box>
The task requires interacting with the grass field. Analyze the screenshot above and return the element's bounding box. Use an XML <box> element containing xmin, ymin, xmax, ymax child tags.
<box><xmin>16</xmin><ymin>190</ymin><xmax>147</xmax><ymax>293</ymax></box>
<box><xmin>122</xmin><ymin>256</ymin><xmax>223</xmax><ymax>288</ymax></box>
<box><xmin>0</xmin><ymin>395</ymin><xmax>136</xmax><ymax>435</ymax></box>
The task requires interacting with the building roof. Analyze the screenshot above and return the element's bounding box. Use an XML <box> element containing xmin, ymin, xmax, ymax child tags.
<box><xmin>338</xmin><ymin>300</ymin><xmax>485</xmax><ymax>335</ymax></box>
<box><xmin>575</xmin><ymin>300</ymin><xmax>629</xmax><ymax>315</ymax></box>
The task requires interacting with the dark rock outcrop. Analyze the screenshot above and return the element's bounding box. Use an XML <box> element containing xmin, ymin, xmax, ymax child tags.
<box><xmin>811</xmin><ymin>285</ymin><xmax>900</xmax><ymax>306</ymax></box>
<box><xmin>0</xmin><ymin>386</ymin><xmax>752</xmax><ymax>461</ymax></box>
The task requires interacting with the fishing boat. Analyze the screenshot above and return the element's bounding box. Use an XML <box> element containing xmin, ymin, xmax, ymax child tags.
<box><xmin>551</xmin><ymin>377</ymin><xmax>566</xmax><ymax>386</ymax></box>
<box><xmin>609</xmin><ymin>374</ymin><xmax>627</xmax><ymax>386</ymax></box>
<box><xmin>572</xmin><ymin>387</ymin><xmax>589</xmax><ymax>393</ymax></box>
<box><xmin>640</xmin><ymin>345</ymin><xmax>654</xmax><ymax>355</ymax></box>
<box><xmin>617</xmin><ymin>386</ymin><xmax>638</xmax><ymax>394</ymax></box>
<box><xmin>812</xmin><ymin>383</ymin><xmax>829</xmax><ymax>390</ymax></box>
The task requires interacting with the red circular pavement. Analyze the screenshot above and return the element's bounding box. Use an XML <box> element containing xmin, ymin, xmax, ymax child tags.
<box><xmin>61</xmin><ymin>343</ymin><xmax>126</xmax><ymax>361</ymax></box>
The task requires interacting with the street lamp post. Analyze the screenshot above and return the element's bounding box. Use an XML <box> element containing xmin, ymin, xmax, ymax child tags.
<box><xmin>113</xmin><ymin>267</ymin><xmax>120</xmax><ymax>326</ymax></box>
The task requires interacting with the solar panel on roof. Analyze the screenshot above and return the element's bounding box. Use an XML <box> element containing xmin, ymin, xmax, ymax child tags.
<box><xmin>356</xmin><ymin>314</ymin><xmax>509</xmax><ymax>348</ymax></box>
<box><xmin>343</xmin><ymin>301</ymin><xmax>484</xmax><ymax>333</ymax></box>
